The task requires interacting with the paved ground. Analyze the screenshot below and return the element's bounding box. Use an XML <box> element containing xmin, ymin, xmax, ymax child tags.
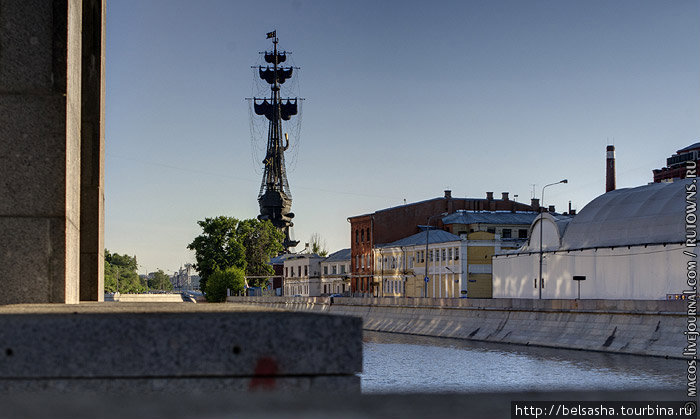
<box><xmin>0</xmin><ymin>390</ymin><xmax>688</xmax><ymax>419</ymax></box>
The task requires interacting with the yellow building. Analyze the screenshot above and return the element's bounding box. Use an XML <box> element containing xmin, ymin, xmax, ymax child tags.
<box><xmin>373</xmin><ymin>229</ymin><xmax>465</xmax><ymax>298</ymax></box>
<box><xmin>444</xmin><ymin>211</ymin><xmax>538</xmax><ymax>298</ymax></box>
<box><xmin>373</xmin><ymin>211</ymin><xmax>538</xmax><ymax>298</ymax></box>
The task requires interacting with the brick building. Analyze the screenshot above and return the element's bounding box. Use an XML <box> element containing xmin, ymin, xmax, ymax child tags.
<box><xmin>653</xmin><ymin>142</ymin><xmax>700</xmax><ymax>183</ymax></box>
<box><xmin>348</xmin><ymin>190</ymin><xmax>539</xmax><ymax>295</ymax></box>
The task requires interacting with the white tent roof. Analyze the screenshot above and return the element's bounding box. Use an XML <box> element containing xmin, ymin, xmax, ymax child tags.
<box><xmin>560</xmin><ymin>179</ymin><xmax>694</xmax><ymax>250</ymax></box>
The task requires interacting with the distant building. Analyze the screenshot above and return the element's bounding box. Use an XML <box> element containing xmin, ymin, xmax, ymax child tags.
<box><xmin>441</xmin><ymin>210</ymin><xmax>538</xmax><ymax>245</ymax></box>
<box><xmin>283</xmin><ymin>253</ymin><xmax>324</xmax><ymax>296</ymax></box>
<box><xmin>170</xmin><ymin>264</ymin><xmax>195</xmax><ymax>290</ymax></box>
<box><xmin>373</xmin><ymin>210</ymin><xmax>539</xmax><ymax>299</ymax></box>
<box><xmin>270</xmin><ymin>253</ymin><xmax>295</xmax><ymax>295</ymax></box>
<box><xmin>348</xmin><ymin>190</ymin><xmax>540</xmax><ymax>295</ymax></box>
<box><xmin>493</xmin><ymin>180</ymin><xmax>693</xmax><ymax>300</ymax></box>
<box><xmin>374</xmin><ymin>229</ymin><xmax>465</xmax><ymax>298</ymax></box>
<box><xmin>320</xmin><ymin>248</ymin><xmax>351</xmax><ymax>295</ymax></box>
<box><xmin>653</xmin><ymin>142</ymin><xmax>700</xmax><ymax>183</ymax></box>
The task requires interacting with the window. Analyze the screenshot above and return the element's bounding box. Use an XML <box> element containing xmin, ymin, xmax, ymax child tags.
<box><xmin>361</xmin><ymin>229</ymin><xmax>364</xmax><ymax>242</ymax></box>
<box><xmin>487</xmin><ymin>228</ymin><xmax>495</xmax><ymax>234</ymax></box>
<box><xmin>429</xmin><ymin>250</ymin><xmax>433</xmax><ymax>262</ymax></box>
<box><xmin>442</xmin><ymin>249</ymin><xmax>446</xmax><ymax>261</ymax></box>
<box><xmin>448</xmin><ymin>248</ymin><xmax>452</xmax><ymax>260</ymax></box>
<box><xmin>391</xmin><ymin>256</ymin><xmax>396</xmax><ymax>269</ymax></box>
<box><xmin>454</xmin><ymin>248</ymin><xmax>459</xmax><ymax>260</ymax></box>
<box><xmin>435</xmin><ymin>249</ymin><xmax>440</xmax><ymax>262</ymax></box>
<box><xmin>332</xmin><ymin>265</ymin><xmax>337</xmax><ymax>275</ymax></box>
<box><xmin>366</xmin><ymin>228</ymin><xmax>370</xmax><ymax>242</ymax></box>
<box><xmin>355</xmin><ymin>230</ymin><xmax>359</xmax><ymax>243</ymax></box>
<box><xmin>356</xmin><ymin>255</ymin><xmax>359</xmax><ymax>270</ymax></box>
<box><xmin>304</xmin><ymin>266</ymin><xmax>308</xmax><ymax>276</ymax></box>
<box><xmin>285</xmin><ymin>267</ymin><xmax>288</xmax><ymax>277</ymax></box>
<box><xmin>323</xmin><ymin>266</ymin><xmax>328</xmax><ymax>275</ymax></box>
<box><xmin>502</xmin><ymin>229</ymin><xmax>512</xmax><ymax>239</ymax></box>
<box><xmin>519</xmin><ymin>229</ymin><xmax>528</xmax><ymax>239</ymax></box>
<box><xmin>341</xmin><ymin>264</ymin><xmax>346</xmax><ymax>274</ymax></box>
<box><xmin>409</xmin><ymin>256</ymin><xmax>414</xmax><ymax>268</ymax></box>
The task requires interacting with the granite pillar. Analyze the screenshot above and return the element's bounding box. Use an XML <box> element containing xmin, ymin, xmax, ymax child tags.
<box><xmin>0</xmin><ymin>0</ymin><xmax>105</xmax><ymax>304</ymax></box>
<box><xmin>79</xmin><ymin>0</ymin><xmax>105</xmax><ymax>301</ymax></box>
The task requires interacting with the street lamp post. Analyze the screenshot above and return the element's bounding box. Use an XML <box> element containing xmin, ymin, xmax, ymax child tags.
<box><xmin>539</xmin><ymin>179</ymin><xmax>568</xmax><ymax>299</ymax></box>
<box><xmin>424</xmin><ymin>212</ymin><xmax>447</xmax><ymax>298</ymax></box>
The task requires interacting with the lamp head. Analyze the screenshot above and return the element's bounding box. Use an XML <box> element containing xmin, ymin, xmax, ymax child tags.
<box><xmin>561</xmin><ymin>179</ymin><xmax>568</xmax><ymax>184</ymax></box>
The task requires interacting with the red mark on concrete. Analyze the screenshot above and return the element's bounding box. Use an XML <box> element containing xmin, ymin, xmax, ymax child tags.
<box><xmin>248</xmin><ymin>357</ymin><xmax>278</xmax><ymax>391</ymax></box>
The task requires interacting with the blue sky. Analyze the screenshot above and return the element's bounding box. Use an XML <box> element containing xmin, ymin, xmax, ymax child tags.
<box><xmin>105</xmin><ymin>0</ymin><xmax>699</xmax><ymax>274</ymax></box>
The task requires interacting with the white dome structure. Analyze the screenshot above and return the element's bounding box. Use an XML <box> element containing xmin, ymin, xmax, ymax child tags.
<box><xmin>560</xmin><ymin>180</ymin><xmax>690</xmax><ymax>250</ymax></box>
<box><xmin>493</xmin><ymin>179</ymin><xmax>695</xmax><ymax>300</ymax></box>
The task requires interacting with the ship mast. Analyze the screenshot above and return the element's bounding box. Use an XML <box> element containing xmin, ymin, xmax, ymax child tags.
<box><xmin>252</xmin><ymin>31</ymin><xmax>300</xmax><ymax>251</ymax></box>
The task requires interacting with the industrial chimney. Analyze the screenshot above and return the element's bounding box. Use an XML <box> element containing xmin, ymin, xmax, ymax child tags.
<box><xmin>606</xmin><ymin>145</ymin><xmax>616</xmax><ymax>193</ymax></box>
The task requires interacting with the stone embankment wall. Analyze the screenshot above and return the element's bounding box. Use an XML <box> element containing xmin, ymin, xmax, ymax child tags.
<box><xmin>105</xmin><ymin>293</ymin><xmax>187</xmax><ymax>303</ymax></box>
<box><xmin>227</xmin><ymin>296</ymin><xmax>688</xmax><ymax>359</ymax></box>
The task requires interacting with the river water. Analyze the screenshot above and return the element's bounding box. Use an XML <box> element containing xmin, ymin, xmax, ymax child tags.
<box><xmin>361</xmin><ymin>331</ymin><xmax>685</xmax><ymax>393</ymax></box>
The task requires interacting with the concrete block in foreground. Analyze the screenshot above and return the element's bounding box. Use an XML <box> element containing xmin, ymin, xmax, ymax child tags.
<box><xmin>0</xmin><ymin>305</ymin><xmax>362</xmax><ymax>393</ymax></box>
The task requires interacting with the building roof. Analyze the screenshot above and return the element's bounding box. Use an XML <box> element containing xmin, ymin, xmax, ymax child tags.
<box><xmin>377</xmin><ymin>229</ymin><xmax>462</xmax><ymax>248</ymax></box>
<box><xmin>677</xmin><ymin>142</ymin><xmax>700</xmax><ymax>153</ymax></box>
<box><xmin>324</xmin><ymin>248</ymin><xmax>351</xmax><ymax>262</ymax></box>
<box><xmin>559</xmin><ymin>179</ymin><xmax>693</xmax><ymax>250</ymax></box>
<box><xmin>270</xmin><ymin>253</ymin><xmax>296</xmax><ymax>265</ymax></box>
<box><xmin>442</xmin><ymin>211</ymin><xmax>538</xmax><ymax>226</ymax></box>
<box><xmin>279</xmin><ymin>253</ymin><xmax>324</xmax><ymax>263</ymax></box>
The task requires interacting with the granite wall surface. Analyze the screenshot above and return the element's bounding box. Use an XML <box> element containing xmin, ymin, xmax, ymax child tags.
<box><xmin>0</xmin><ymin>0</ymin><xmax>105</xmax><ymax>304</ymax></box>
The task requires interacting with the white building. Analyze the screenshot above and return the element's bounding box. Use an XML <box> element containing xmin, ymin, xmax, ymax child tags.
<box><xmin>493</xmin><ymin>180</ymin><xmax>694</xmax><ymax>300</ymax></box>
<box><xmin>283</xmin><ymin>253</ymin><xmax>324</xmax><ymax>296</ymax></box>
<box><xmin>320</xmin><ymin>248</ymin><xmax>351</xmax><ymax>295</ymax></box>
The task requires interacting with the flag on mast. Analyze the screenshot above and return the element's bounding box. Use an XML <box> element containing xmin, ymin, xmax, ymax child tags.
<box><xmin>266</xmin><ymin>31</ymin><xmax>276</xmax><ymax>39</ymax></box>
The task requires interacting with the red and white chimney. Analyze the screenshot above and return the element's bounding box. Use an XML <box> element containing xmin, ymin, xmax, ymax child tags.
<box><xmin>606</xmin><ymin>145</ymin><xmax>616</xmax><ymax>193</ymax></box>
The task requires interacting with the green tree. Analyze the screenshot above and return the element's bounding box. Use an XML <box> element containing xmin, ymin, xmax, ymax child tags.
<box><xmin>104</xmin><ymin>249</ymin><xmax>146</xmax><ymax>294</ymax></box>
<box><xmin>310</xmin><ymin>232</ymin><xmax>328</xmax><ymax>257</ymax></box>
<box><xmin>237</xmin><ymin>219</ymin><xmax>284</xmax><ymax>288</ymax></box>
<box><xmin>204</xmin><ymin>267</ymin><xmax>245</xmax><ymax>302</ymax></box>
<box><xmin>148</xmin><ymin>269</ymin><xmax>173</xmax><ymax>291</ymax></box>
<box><xmin>187</xmin><ymin>216</ymin><xmax>246</xmax><ymax>292</ymax></box>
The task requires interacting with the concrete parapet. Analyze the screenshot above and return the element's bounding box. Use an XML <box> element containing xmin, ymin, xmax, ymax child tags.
<box><xmin>0</xmin><ymin>303</ymin><xmax>362</xmax><ymax>393</ymax></box>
